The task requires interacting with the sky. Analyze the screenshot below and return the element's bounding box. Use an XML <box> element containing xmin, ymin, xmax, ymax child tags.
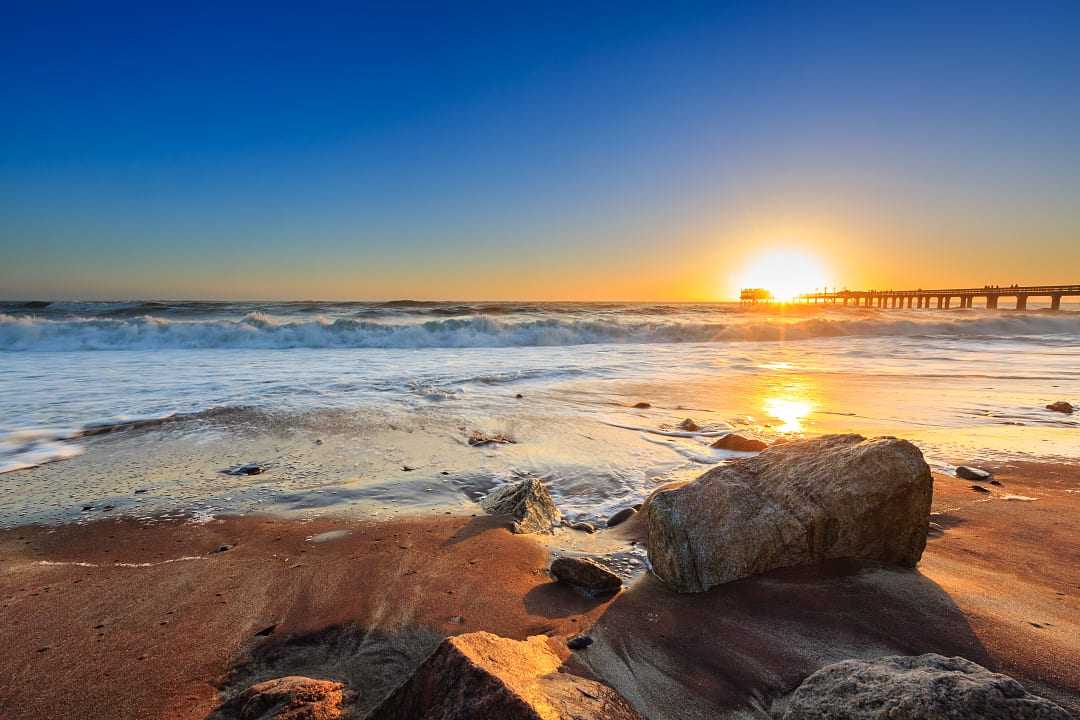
<box><xmin>2</xmin><ymin>1</ymin><xmax>1079</xmax><ymax>301</ymax></box>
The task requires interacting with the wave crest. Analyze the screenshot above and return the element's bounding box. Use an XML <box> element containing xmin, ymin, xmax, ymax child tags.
<box><xmin>1</xmin><ymin>312</ymin><xmax>1077</xmax><ymax>351</ymax></box>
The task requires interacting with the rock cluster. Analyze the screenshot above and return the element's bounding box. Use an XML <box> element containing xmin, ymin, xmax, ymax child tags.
<box><xmin>481</xmin><ymin>476</ymin><xmax>562</xmax><ymax>534</ymax></box>
<box><xmin>646</xmin><ymin>434</ymin><xmax>933</xmax><ymax>592</ymax></box>
<box><xmin>367</xmin><ymin>631</ymin><xmax>640</xmax><ymax>720</ymax></box>
<box><xmin>783</xmin><ymin>654</ymin><xmax>1072</xmax><ymax>720</ymax></box>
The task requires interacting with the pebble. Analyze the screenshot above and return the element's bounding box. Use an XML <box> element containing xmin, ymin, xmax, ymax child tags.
<box><xmin>607</xmin><ymin>507</ymin><xmax>637</xmax><ymax>528</ymax></box>
<box><xmin>970</xmin><ymin>485</ymin><xmax>991</xmax><ymax>494</ymax></box>
<box><xmin>567</xmin><ymin>635</ymin><xmax>594</xmax><ymax>650</ymax></box>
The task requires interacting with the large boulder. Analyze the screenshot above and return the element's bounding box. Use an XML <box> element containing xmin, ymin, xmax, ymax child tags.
<box><xmin>783</xmin><ymin>654</ymin><xmax>1072</xmax><ymax>719</ymax></box>
<box><xmin>646</xmin><ymin>434</ymin><xmax>932</xmax><ymax>592</ymax></box>
<box><xmin>216</xmin><ymin>676</ymin><xmax>345</xmax><ymax>719</ymax></box>
<box><xmin>367</xmin><ymin>631</ymin><xmax>641</xmax><ymax>719</ymax></box>
<box><xmin>481</xmin><ymin>476</ymin><xmax>562</xmax><ymax>534</ymax></box>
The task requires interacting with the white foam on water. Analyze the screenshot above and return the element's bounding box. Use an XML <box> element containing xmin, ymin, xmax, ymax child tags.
<box><xmin>2</xmin><ymin>309</ymin><xmax>1078</xmax><ymax>351</ymax></box>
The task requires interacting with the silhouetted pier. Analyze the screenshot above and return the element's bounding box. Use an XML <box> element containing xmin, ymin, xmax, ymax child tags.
<box><xmin>740</xmin><ymin>284</ymin><xmax>1080</xmax><ymax>310</ymax></box>
<box><xmin>793</xmin><ymin>284</ymin><xmax>1080</xmax><ymax>310</ymax></box>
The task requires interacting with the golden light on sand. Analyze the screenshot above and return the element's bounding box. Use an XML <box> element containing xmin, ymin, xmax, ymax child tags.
<box><xmin>764</xmin><ymin>397</ymin><xmax>813</xmax><ymax>433</ymax></box>
<box><xmin>738</xmin><ymin>249</ymin><xmax>830</xmax><ymax>301</ymax></box>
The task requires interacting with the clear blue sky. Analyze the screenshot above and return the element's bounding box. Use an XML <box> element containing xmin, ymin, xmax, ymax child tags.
<box><xmin>2</xmin><ymin>1</ymin><xmax>1079</xmax><ymax>300</ymax></box>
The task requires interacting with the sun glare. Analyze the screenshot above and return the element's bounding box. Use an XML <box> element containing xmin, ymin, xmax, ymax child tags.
<box><xmin>738</xmin><ymin>249</ymin><xmax>830</xmax><ymax>301</ymax></box>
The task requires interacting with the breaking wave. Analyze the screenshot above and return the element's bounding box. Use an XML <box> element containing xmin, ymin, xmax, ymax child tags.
<box><xmin>1</xmin><ymin>311</ymin><xmax>1078</xmax><ymax>351</ymax></box>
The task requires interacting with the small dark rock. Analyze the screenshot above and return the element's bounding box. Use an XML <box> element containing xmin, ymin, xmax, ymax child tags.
<box><xmin>515</xmin><ymin>393</ymin><xmax>524</xmax><ymax>399</ymax></box>
<box><xmin>402</xmin><ymin>465</ymin><xmax>416</xmax><ymax>472</ymax></box>
<box><xmin>606</xmin><ymin>507</ymin><xmax>637</xmax><ymax>528</ymax></box>
<box><xmin>970</xmin><ymin>485</ymin><xmax>991</xmax><ymax>494</ymax></box>
<box><xmin>134</xmin><ymin>488</ymin><xmax>148</xmax><ymax>494</ymax></box>
<box><xmin>569</xmin><ymin>522</ymin><xmax>596</xmax><ymax>534</ymax></box>
<box><xmin>223</xmin><ymin>463</ymin><xmax>264</xmax><ymax>476</ymax></box>
<box><xmin>254</xmin><ymin>624</ymin><xmax>277</xmax><ymax>637</ymax></box>
<box><xmin>1046</xmin><ymin>401</ymin><xmax>1074</xmax><ymax>414</ymax></box>
<box><xmin>81</xmin><ymin>505</ymin><xmax>93</xmax><ymax>512</ymax></box>
<box><xmin>102</xmin><ymin>505</ymin><xmax>115</xmax><ymax>511</ymax></box>
<box><xmin>632</xmin><ymin>402</ymin><xmax>651</xmax><ymax>409</ymax></box>
<box><xmin>567</xmin><ymin>635</ymin><xmax>594</xmax><ymax>650</ymax></box>
<box><xmin>678</xmin><ymin>418</ymin><xmax>700</xmax><ymax>431</ymax></box>
<box><xmin>989</xmin><ymin>479</ymin><xmax>1003</xmax><ymax>486</ymax></box>
<box><xmin>550</xmin><ymin>556</ymin><xmax>622</xmax><ymax>597</ymax></box>
<box><xmin>956</xmin><ymin>465</ymin><xmax>992</xmax><ymax>481</ymax></box>
<box><xmin>711</xmin><ymin>433</ymin><xmax>768</xmax><ymax>452</ymax></box>
<box><xmin>214</xmin><ymin>544</ymin><xmax>233</xmax><ymax>553</ymax></box>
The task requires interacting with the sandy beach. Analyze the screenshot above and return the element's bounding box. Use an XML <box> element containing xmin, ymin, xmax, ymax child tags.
<box><xmin>2</xmin><ymin>460</ymin><xmax>1077</xmax><ymax>719</ymax></box>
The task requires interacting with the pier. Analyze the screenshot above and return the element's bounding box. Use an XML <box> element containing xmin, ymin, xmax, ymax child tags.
<box><xmin>741</xmin><ymin>284</ymin><xmax>1080</xmax><ymax>310</ymax></box>
<box><xmin>790</xmin><ymin>284</ymin><xmax>1080</xmax><ymax>310</ymax></box>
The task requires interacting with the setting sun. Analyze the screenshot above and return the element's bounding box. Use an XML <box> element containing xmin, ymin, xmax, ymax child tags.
<box><xmin>737</xmin><ymin>250</ymin><xmax>831</xmax><ymax>301</ymax></box>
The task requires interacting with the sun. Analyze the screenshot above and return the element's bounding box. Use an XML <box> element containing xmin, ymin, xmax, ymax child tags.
<box><xmin>737</xmin><ymin>249</ymin><xmax>830</xmax><ymax>302</ymax></box>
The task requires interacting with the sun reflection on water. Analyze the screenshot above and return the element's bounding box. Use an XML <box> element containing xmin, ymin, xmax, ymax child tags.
<box><xmin>761</xmin><ymin>373</ymin><xmax>818</xmax><ymax>434</ymax></box>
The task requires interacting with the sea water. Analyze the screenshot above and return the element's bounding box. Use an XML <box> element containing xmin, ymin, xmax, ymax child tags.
<box><xmin>2</xmin><ymin>301</ymin><xmax>1077</xmax><ymax>526</ymax></box>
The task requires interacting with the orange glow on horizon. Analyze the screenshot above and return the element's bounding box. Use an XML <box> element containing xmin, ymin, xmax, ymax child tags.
<box><xmin>735</xmin><ymin>249</ymin><xmax>832</xmax><ymax>301</ymax></box>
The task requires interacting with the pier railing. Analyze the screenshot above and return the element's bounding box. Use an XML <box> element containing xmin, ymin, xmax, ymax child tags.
<box><xmin>744</xmin><ymin>284</ymin><xmax>1080</xmax><ymax>310</ymax></box>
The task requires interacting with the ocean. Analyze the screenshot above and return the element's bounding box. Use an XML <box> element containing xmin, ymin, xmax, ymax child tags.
<box><xmin>2</xmin><ymin>300</ymin><xmax>1078</xmax><ymax>527</ymax></box>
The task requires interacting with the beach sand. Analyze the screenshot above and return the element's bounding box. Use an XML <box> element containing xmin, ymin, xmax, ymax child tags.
<box><xmin>1</xmin><ymin>461</ymin><xmax>1077</xmax><ymax>719</ymax></box>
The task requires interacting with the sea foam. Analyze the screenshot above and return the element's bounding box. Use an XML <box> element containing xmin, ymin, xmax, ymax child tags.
<box><xmin>1</xmin><ymin>311</ymin><xmax>1079</xmax><ymax>351</ymax></box>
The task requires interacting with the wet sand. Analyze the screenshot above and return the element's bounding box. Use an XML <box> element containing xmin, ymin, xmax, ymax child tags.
<box><xmin>1</xmin><ymin>461</ymin><xmax>1077</xmax><ymax>719</ymax></box>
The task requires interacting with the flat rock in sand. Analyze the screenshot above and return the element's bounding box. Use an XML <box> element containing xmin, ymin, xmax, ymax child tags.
<box><xmin>956</xmin><ymin>465</ymin><xmax>992</xmax><ymax>481</ymax></box>
<box><xmin>367</xmin><ymin>631</ymin><xmax>640</xmax><ymax>720</ymax></box>
<box><xmin>550</xmin><ymin>556</ymin><xmax>622</xmax><ymax>597</ymax></box>
<box><xmin>783</xmin><ymin>653</ymin><xmax>1072</xmax><ymax>720</ymax></box>
<box><xmin>216</xmin><ymin>675</ymin><xmax>345</xmax><ymax>720</ymax></box>
<box><xmin>711</xmin><ymin>433</ymin><xmax>768</xmax><ymax>452</ymax></box>
<box><xmin>481</xmin><ymin>476</ymin><xmax>562</xmax><ymax>534</ymax></box>
<box><xmin>646</xmin><ymin>434</ymin><xmax>933</xmax><ymax>592</ymax></box>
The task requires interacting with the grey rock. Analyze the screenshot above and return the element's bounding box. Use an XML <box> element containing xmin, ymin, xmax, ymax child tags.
<box><xmin>550</xmin><ymin>556</ymin><xmax>622</xmax><ymax>597</ymax></box>
<box><xmin>481</xmin><ymin>476</ymin><xmax>562</xmax><ymax>534</ymax></box>
<box><xmin>956</xmin><ymin>465</ymin><xmax>992</xmax><ymax>481</ymax></box>
<box><xmin>646</xmin><ymin>434</ymin><xmax>933</xmax><ymax>593</ymax></box>
<box><xmin>783</xmin><ymin>654</ymin><xmax>1071</xmax><ymax>720</ymax></box>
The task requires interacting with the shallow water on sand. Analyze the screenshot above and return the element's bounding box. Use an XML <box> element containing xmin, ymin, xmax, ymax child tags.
<box><xmin>1</xmin><ymin>302</ymin><xmax>1078</xmax><ymax>526</ymax></box>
